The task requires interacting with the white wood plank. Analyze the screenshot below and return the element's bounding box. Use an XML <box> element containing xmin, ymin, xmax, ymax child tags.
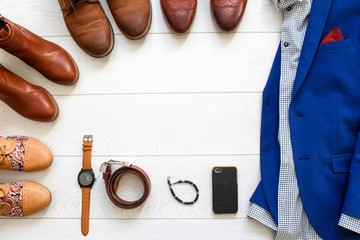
<box><xmin>0</xmin><ymin>33</ymin><xmax>279</xmax><ymax>95</ymax></box>
<box><xmin>0</xmin><ymin>93</ymin><xmax>262</xmax><ymax>156</ymax></box>
<box><xmin>0</xmin><ymin>155</ymin><xmax>261</xmax><ymax>219</ymax></box>
<box><xmin>0</xmin><ymin>218</ymin><xmax>276</xmax><ymax>239</ymax></box>
<box><xmin>2</xmin><ymin>0</ymin><xmax>281</xmax><ymax>37</ymax></box>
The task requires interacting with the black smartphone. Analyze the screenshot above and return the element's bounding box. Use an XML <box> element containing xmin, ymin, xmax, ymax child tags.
<box><xmin>212</xmin><ymin>166</ymin><xmax>238</xmax><ymax>214</ymax></box>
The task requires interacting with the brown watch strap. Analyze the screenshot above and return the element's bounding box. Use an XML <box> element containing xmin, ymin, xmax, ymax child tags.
<box><xmin>81</xmin><ymin>187</ymin><xmax>91</xmax><ymax>236</ymax></box>
<box><xmin>81</xmin><ymin>135</ymin><xmax>93</xmax><ymax>236</ymax></box>
<box><xmin>82</xmin><ymin>140</ymin><xmax>93</xmax><ymax>170</ymax></box>
<box><xmin>103</xmin><ymin>164</ymin><xmax>151</xmax><ymax>209</ymax></box>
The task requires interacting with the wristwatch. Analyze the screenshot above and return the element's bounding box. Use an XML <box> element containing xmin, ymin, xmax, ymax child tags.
<box><xmin>78</xmin><ymin>135</ymin><xmax>95</xmax><ymax>236</ymax></box>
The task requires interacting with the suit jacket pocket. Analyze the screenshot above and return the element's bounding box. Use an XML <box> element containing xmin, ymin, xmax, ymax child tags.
<box><xmin>317</xmin><ymin>39</ymin><xmax>353</xmax><ymax>55</ymax></box>
<box><xmin>331</xmin><ymin>153</ymin><xmax>352</xmax><ymax>174</ymax></box>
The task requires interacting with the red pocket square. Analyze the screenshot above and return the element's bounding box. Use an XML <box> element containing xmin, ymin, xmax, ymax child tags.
<box><xmin>320</xmin><ymin>27</ymin><xmax>344</xmax><ymax>45</ymax></box>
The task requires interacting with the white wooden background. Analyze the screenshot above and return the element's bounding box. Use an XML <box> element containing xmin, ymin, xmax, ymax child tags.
<box><xmin>0</xmin><ymin>0</ymin><xmax>282</xmax><ymax>239</ymax></box>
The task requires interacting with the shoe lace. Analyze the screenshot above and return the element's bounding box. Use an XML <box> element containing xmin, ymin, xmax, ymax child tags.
<box><xmin>0</xmin><ymin>188</ymin><xmax>11</xmax><ymax>215</ymax></box>
<box><xmin>0</xmin><ymin>145</ymin><xmax>7</xmax><ymax>166</ymax></box>
<box><xmin>62</xmin><ymin>0</ymin><xmax>97</xmax><ymax>16</ymax></box>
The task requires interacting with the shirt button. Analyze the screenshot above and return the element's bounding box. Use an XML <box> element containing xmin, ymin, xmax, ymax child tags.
<box><xmin>287</xmin><ymin>6</ymin><xmax>292</xmax><ymax>11</ymax></box>
<box><xmin>284</xmin><ymin>42</ymin><xmax>289</xmax><ymax>47</ymax></box>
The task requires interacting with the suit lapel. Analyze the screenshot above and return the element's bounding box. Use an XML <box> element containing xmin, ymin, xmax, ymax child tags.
<box><xmin>291</xmin><ymin>0</ymin><xmax>334</xmax><ymax>100</ymax></box>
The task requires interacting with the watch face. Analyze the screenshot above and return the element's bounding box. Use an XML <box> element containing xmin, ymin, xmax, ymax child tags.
<box><xmin>78</xmin><ymin>171</ymin><xmax>94</xmax><ymax>187</ymax></box>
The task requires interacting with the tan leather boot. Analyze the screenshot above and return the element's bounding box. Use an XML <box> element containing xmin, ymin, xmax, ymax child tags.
<box><xmin>0</xmin><ymin>15</ymin><xmax>79</xmax><ymax>85</ymax></box>
<box><xmin>59</xmin><ymin>0</ymin><xmax>114</xmax><ymax>57</ymax></box>
<box><xmin>107</xmin><ymin>0</ymin><xmax>152</xmax><ymax>40</ymax></box>
<box><xmin>0</xmin><ymin>181</ymin><xmax>51</xmax><ymax>216</ymax></box>
<box><xmin>0</xmin><ymin>136</ymin><xmax>52</xmax><ymax>172</ymax></box>
<box><xmin>0</xmin><ymin>65</ymin><xmax>59</xmax><ymax>122</ymax></box>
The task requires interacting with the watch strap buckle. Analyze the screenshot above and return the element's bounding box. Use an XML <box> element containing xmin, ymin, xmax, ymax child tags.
<box><xmin>83</xmin><ymin>135</ymin><xmax>93</xmax><ymax>142</ymax></box>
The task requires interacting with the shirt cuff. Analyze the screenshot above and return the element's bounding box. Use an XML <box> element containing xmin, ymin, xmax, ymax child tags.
<box><xmin>338</xmin><ymin>214</ymin><xmax>360</xmax><ymax>234</ymax></box>
<box><xmin>248</xmin><ymin>203</ymin><xmax>278</xmax><ymax>231</ymax></box>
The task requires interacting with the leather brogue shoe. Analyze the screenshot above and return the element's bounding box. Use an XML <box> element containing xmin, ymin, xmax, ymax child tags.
<box><xmin>0</xmin><ymin>65</ymin><xmax>59</xmax><ymax>122</ymax></box>
<box><xmin>161</xmin><ymin>0</ymin><xmax>197</xmax><ymax>34</ymax></box>
<box><xmin>0</xmin><ymin>15</ymin><xmax>79</xmax><ymax>85</ymax></box>
<box><xmin>107</xmin><ymin>0</ymin><xmax>152</xmax><ymax>40</ymax></box>
<box><xmin>0</xmin><ymin>181</ymin><xmax>51</xmax><ymax>216</ymax></box>
<box><xmin>0</xmin><ymin>136</ymin><xmax>52</xmax><ymax>172</ymax></box>
<box><xmin>59</xmin><ymin>0</ymin><xmax>114</xmax><ymax>57</ymax></box>
<box><xmin>211</xmin><ymin>0</ymin><xmax>247</xmax><ymax>33</ymax></box>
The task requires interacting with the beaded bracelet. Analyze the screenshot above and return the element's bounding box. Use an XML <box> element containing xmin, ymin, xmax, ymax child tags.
<box><xmin>167</xmin><ymin>177</ymin><xmax>199</xmax><ymax>205</ymax></box>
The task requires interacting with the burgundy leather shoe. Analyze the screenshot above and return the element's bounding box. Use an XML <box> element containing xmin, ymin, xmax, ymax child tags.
<box><xmin>211</xmin><ymin>0</ymin><xmax>247</xmax><ymax>33</ymax></box>
<box><xmin>0</xmin><ymin>65</ymin><xmax>59</xmax><ymax>122</ymax></box>
<box><xmin>0</xmin><ymin>15</ymin><xmax>79</xmax><ymax>85</ymax></box>
<box><xmin>160</xmin><ymin>0</ymin><xmax>197</xmax><ymax>34</ymax></box>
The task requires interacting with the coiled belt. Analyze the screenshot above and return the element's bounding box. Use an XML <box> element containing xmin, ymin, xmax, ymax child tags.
<box><xmin>101</xmin><ymin>160</ymin><xmax>151</xmax><ymax>209</ymax></box>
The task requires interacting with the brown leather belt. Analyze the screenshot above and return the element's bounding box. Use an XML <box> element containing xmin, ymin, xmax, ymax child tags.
<box><xmin>101</xmin><ymin>160</ymin><xmax>151</xmax><ymax>209</ymax></box>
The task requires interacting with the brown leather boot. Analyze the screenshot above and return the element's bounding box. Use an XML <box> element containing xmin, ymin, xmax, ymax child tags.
<box><xmin>59</xmin><ymin>0</ymin><xmax>114</xmax><ymax>57</ymax></box>
<box><xmin>0</xmin><ymin>136</ymin><xmax>52</xmax><ymax>172</ymax></box>
<box><xmin>0</xmin><ymin>181</ymin><xmax>51</xmax><ymax>216</ymax></box>
<box><xmin>160</xmin><ymin>0</ymin><xmax>197</xmax><ymax>35</ymax></box>
<box><xmin>0</xmin><ymin>65</ymin><xmax>59</xmax><ymax>122</ymax></box>
<box><xmin>0</xmin><ymin>15</ymin><xmax>79</xmax><ymax>85</ymax></box>
<box><xmin>107</xmin><ymin>0</ymin><xmax>152</xmax><ymax>40</ymax></box>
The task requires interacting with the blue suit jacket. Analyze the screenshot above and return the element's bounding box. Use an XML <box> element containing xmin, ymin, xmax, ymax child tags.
<box><xmin>250</xmin><ymin>0</ymin><xmax>360</xmax><ymax>239</ymax></box>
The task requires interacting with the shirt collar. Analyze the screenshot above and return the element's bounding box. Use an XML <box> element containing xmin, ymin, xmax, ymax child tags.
<box><xmin>273</xmin><ymin>0</ymin><xmax>303</xmax><ymax>11</ymax></box>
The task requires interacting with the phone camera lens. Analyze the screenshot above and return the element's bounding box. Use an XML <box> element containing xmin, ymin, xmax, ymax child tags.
<box><xmin>214</xmin><ymin>168</ymin><xmax>222</xmax><ymax>173</ymax></box>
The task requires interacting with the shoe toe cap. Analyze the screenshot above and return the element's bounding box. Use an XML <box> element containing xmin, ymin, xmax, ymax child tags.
<box><xmin>24</xmin><ymin>137</ymin><xmax>53</xmax><ymax>172</ymax></box>
<box><xmin>167</xmin><ymin>10</ymin><xmax>195</xmax><ymax>34</ymax></box>
<box><xmin>22</xmin><ymin>182</ymin><xmax>51</xmax><ymax>216</ymax></box>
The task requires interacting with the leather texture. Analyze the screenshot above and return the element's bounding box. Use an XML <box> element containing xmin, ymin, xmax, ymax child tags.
<box><xmin>250</xmin><ymin>0</ymin><xmax>360</xmax><ymax>238</ymax></box>
<box><xmin>81</xmin><ymin>187</ymin><xmax>91</xmax><ymax>236</ymax></box>
<box><xmin>81</xmin><ymin>138</ymin><xmax>93</xmax><ymax>236</ymax></box>
<box><xmin>0</xmin><ymin>16</ymin><xmax>79</xmax><ymax>85</ymax></box>
<box><xmin>211</xmin><ymin>0</ymin><xmax>247</xmax><ymax>32</ymax></box>
<box><xmin>82</xmin><ymin>141</ymin><xmax>92</xmax><ymax>170</ymax></box>
<box><xmin>103</xmin><ymin>164</ymin><xmax>151</xmax><ymax>209</ymax></box>
<box><xmin>0</xmin><ymin>136</ymin><xmax>52</xmax><ymax>172</ymax></box>
<box><xmin>0</xmin><ymin>65</ymin><xmax>59</xmax><ymax>122</ymax></box>
<box><xmin>59</xmin><ymin>0</ymin><xmax>114</xmax><ymax>57</ymax></box>
<box><xmin>0</xmin><ymin>181</ymin><xmax>51</xmax><ymax>216</ymax></box>
<box><xmin>107</xmin><ymin>0</ymin><xmax>152</xmax><ymax>40</ymax></box>
<box><xmin>160</xmin><ymin>0</ymin><xmax>197</xmax><ymax>34</ymax></box>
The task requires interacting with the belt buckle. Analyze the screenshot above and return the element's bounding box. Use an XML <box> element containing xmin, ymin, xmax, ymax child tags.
<box><xmin>83</xmin><ymin>135</ymin><xmax>93</xmax><ymax>142</ymax></box>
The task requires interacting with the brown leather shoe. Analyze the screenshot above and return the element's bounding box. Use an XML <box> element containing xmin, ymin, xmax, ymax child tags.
<box><xmin>0</xmin><ymin>181</ymin><xmax>51</xmax><ymax>216</ymax></box>
<box><xmin>0</xmin><ymin>15</ymin><xmax>79</xmax><ymax>85</ymax></box>
<box><xmin>211</xmin><ymin>0</ymin><xmax>247</xmax><ymax>33</ymax></box>
<box><xmin>59</xmin><ymin>0</ymin><xmax>114</xmax><ymax>57</ymax></box>
<box><xmin>107</xmin><ymin>0</ymin><xmax>152</xmax><ymax>40</ymax></box>
<box><xmin>0</xmin><ymin>136</ymin><xmax>52</xmax><ymax>172</ymax></box>
<box><xmin>0</xmin><ymin>65</ymin><xmax>59</xmax><ymax>122</ymax></box>
<box><xmin>160</xmin><ymin>0</ymin><xmax>197</xmax><ymax>34</ymax></box>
